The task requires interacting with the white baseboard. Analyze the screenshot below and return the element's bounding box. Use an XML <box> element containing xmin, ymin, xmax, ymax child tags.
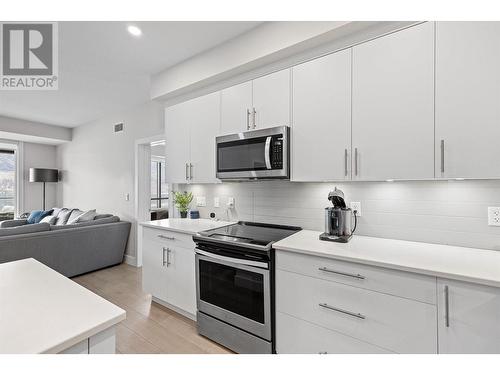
<box><xmin>124</xmin><ymin>254</ymin><xmax>138</xmax><ymax>267</ymax></box>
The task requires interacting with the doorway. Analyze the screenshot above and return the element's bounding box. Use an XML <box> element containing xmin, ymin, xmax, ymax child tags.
<box><xmin>134</xmin><ymin>135</ymin><xmax>169</xmax><ymax>267</ymax></box>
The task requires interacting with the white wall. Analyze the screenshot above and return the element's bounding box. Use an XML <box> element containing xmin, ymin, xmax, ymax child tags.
<box><xmin>56</xmin><ymin>101</ymin><xmax>164</xmax><ymax>260</ymax></box>
<box><xmin>23</xmin><ymin>142</ymin><xmax>58</xmax><ymax>212</ymax></box>
<box><xmin>180</xmin><ymin>180</ymin><xmax>500</xmax><ymax>252</ymax></box>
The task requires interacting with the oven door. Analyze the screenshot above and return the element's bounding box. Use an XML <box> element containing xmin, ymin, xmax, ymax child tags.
<box><xmin>216</xmin><ymin>125</ymin><xmax>289</xmax><ymax>180</ymax></box>
<box><xmin>195</xmin><ymin>250</ymin><xmax>271</xmax><ymax>341</ymax></box>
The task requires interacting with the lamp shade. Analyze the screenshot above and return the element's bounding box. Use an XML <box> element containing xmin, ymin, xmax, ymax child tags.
<box><xmin>29</xmin><ymin>168</ymin><xmax>59</xmax><ymax>183</ymax></box>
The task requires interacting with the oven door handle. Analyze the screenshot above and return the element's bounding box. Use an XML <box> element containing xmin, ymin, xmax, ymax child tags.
<box><xmin>264</xmin><ymin>136</ymin><xmax>272</xmax><ymax>170</ymax></box>
<box><xmin>195</xmin><ymin>249</ymin><xmax>269</xmax><ymax>269</ymax></box>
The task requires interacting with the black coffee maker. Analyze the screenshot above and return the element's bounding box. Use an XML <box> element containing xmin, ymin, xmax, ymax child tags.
<box><xmin>319</xmin><ymin>187</ymin><xmax>357</xmax><ymax>243</ymax></box>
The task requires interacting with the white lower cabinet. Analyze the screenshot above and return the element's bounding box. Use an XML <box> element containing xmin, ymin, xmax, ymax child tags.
<box><xmin>437</xmin><ymin>278</ymin><xmax>500</xmax><ymax>353</ymax></box>
<box><xmin>141</xmin><ymin>227</ymin><xmax>196</xmax><ymax>318</ymax></box>
<box><xmin>276</xmin><ymin>268</ymin><xmax>437</xmax><ymax>353</ymax></box>
<box><xmin>276</xmin><ymin>312</ymin><xmax>392</xmax><ymax>354</ymax></box>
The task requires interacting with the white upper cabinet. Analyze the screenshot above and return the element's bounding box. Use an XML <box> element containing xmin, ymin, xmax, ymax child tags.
<box><xmin>189</xmin><ymin>92</ymin><xmax>220</xmax><ymax>184</ymax></box>
<box><xmin>165</xmin><ymin>92</ymin><xmax>221</xmax><ymax>184</ymax></box>
<box><xmin>165</xmin><ymin>102</ymin><xmax>191</xmax><ymax>184</ymax></box>
<box><xmin>435</xmin><ymin>22</ymin><xmax>500</xmax><ymax>178</ymax></box>
<box><xmin>352</xmin><ymin>22</ymin><xmax>435</xmax><ymax>180</ymax></box>
<box><xmin>220</xmin><ymin>81</ymin><xmax>252</xmax><ymax>134</ymax></box>
<box><xmin>253</xmin><ymin>69</ymin><xmax>291</xmax><ymax>129</ymax></box>
<box><xmin>292</xmin><ymin>49</ymin><xmax>351</xmax><ymax>181</ymax></box>
<box><xmin>221</xmin><ymin>70</ymin><xmax>291</xmax><ymax>134</ymax></box>
<box><xmin>437</xmin><ymin>278</ymin><xmax>500</xmax><ymax>353</ymax></box>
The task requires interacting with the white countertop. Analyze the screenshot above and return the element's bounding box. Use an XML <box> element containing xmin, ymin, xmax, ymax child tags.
<box><xmin>273</xmin><ymin>230</ymin><xmax>500</xmax><ymax>288</ymax></box>
<box><xmin>0</xmin><ymin>258</ymin><xmax>126</xmax><ymax>354</ymax></box>
<box><xmin>140</xmin><ymin>218</ymin><xmax>235</xmax><ymax>234</ymax></box>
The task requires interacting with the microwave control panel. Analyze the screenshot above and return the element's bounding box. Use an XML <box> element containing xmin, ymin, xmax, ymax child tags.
<box><xmin>271</xmin><ymin>137</ymin><xmax>283</xmax><ymax>169</ymax></box>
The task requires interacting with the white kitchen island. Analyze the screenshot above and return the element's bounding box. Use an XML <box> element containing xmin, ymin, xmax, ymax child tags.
<box><xmin>0</xmin><ymin>258</ymin><xmax>126</xmax><ymax>354</ymax></box>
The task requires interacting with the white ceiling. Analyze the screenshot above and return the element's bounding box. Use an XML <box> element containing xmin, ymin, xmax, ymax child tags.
<box><xmin>0</xmin><ymin>21</ymin><xmax>261</xmax><ymax>127</ymax></box>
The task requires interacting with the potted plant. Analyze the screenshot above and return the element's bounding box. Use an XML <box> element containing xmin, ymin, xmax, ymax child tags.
<box><xmin>172</xmin><ymin>191</ymin><xmax>193</xmax><ymax>218</ymax></box>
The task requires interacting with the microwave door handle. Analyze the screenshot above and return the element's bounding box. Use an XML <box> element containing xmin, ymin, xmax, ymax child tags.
<box><xmin>264</xmin><ymin>136</ymin><xmax>272</xmax><ymax>169</ymax></box>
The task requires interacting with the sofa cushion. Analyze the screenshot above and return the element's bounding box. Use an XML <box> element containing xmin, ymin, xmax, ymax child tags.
<box><xmin>0</xmin><ymin>222</ymin><xmax>50</xmax><ymax>237</ymax></box>
<box><xmin>55</xmin><ymin>208</ymin><xmax>74</xmax><ymax>225</ymax></box>
<box><xmin>27</xmin><ymin>209</ymin><xmax>53</xmax><ymax>224</ymax></box>
<box><xmin>50</xmin><ymin>215</ymin><xmax>120</xmax><ymax>230</ymax></box>
<box><xmin>94</xmin><ymin>213</ymin><xmax>113</xmax><ymax>220</ymax></box>
<box><xmin>67</xmin><ymin>209</ymin><xmax>97</xmax><ymax>225</ymax></box>
<box><xmin>0</xmin><ymin>219</ymin><xmax>28</xmax><ymax>228</ymax></box>
<box><xmin>40</xmin><ymin>215</ymin><xmax>57</xmax><ymax>225</ymax></box>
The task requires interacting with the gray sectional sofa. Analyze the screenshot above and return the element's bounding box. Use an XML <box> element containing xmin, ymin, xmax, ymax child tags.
<box><xmin>0</xmin><ymin>208</ymin><xmax>131</xmax><ymax>277</ymax></box>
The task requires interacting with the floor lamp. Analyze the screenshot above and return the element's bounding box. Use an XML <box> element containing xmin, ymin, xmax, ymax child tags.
<box><xmin>29</xmin><ymin>168</ymin><xmax>59</xmax><ymax>210</ymax></box>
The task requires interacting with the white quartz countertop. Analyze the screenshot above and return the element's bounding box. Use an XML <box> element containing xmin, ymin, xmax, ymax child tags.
<box><xmin>273</xmin><ymin>230</ymin><xmax>500</xmax><ymax>288</ymax></box>
<box><xmin>0</xmin><ymin>258</ymin><xmax>126</xmax><ymax>354</ymax></box>
<box><xmin>140</xmin><ymin>218</ymin><xmax>235</xmax><ymax>234</ymax></box>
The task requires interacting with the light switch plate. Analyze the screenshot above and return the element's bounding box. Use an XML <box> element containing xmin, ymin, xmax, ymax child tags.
<box><xmin>196</xmin><ymin>196</ymin><xmax>206</xmax><ymax>207</ymax></box>
<box><xmin>488</xmin><ymin>207</ymin><xmax>500</xmax><ymax>226</ymax></box>
<box><xmin>214</xmin><ymin>197</ymin><xmax>220</xmax><ymax>208</ymax></box>
<box><xmin>350</xmin><ymin>202</ymin><xmax>361</xmax><ymax>216</ymax></box>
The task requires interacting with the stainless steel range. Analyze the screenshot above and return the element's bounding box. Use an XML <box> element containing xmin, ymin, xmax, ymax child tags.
<box><xmin>193</xmin><ymin>221</ymin><xmax>301</xmax><ymax>354</ymax></box>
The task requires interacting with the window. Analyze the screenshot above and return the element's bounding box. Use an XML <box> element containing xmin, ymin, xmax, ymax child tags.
<box><xmin>0</xmin><ymin>149</ymin><xmax>15</xmax><ymax>221</ymax></box>
<box><xmin>151</xmin><ymin>158</ymin><xmax>168</xmax><ymax>209</ymax></box>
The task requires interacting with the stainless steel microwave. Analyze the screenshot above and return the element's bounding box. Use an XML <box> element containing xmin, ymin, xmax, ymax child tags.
<box><xmin>216</xmin><ymin>126</ymin><xmax>290</xmax><ymax>180</ymax></box>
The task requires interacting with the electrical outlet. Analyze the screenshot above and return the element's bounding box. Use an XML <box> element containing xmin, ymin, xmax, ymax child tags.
<box><xmin>350</xmin><ymin>202</ymin><xmax>361</xmax><ymax>216</ymax></box>
<box><xmin>214</xmin><ymin>197</ymin><xmax>220</xmax><ymax>208</ymax></box>
<box><xmin>227</xmin><ymin>197</ymin><xmax>235</xmax><ymax>208</ymax></box>
<box><xmin>196</xmin><ymin>196</ymin><xmax>206</xmax><ymax>207</ymax></box>
<box><xmin>488</xmin><ymin>207</ymin><xmax>500</xmax><ymax>226</ymax></box>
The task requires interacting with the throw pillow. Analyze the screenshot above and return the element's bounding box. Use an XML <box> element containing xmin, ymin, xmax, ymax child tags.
<box><xmin>68</xmin><ymin>209</ymin><xmax>97</xmax><ymax>224</ymax></box>
<box><xmin>27</xmin><ymin>209</ymin><xmax>53</xmax><ymax>224</ymax></box>
<box><xmin>55</xmin><ymin>208</ymin><xmax>73</xmax><ymax>225</ymax></box>
<box><xmin>40</xmin><ymin>215</ymin><xmax>57</xmax><ymax>225</ymax></box>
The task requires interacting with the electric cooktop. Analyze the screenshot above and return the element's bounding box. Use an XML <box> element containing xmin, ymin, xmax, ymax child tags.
<box><xmin>195</xmin><ymin>221</ymin><xmax>301</xmax><ymax>250</ymax></box>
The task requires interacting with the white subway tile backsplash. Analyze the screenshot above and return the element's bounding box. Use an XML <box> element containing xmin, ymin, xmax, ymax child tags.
<box><xmin>179</xmin><ymin>179</ymin><xmax>500</xmax><ymax>251</ymax></box>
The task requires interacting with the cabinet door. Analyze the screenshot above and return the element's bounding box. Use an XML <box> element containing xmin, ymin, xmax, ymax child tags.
<box><xmin>142</xmin><ymin>234</ymin><xmax>168</xmax><ymax>301</ymax></box>
<box><xmin>252</xmin><ymin>69</ymin><xmax>291</xmax><ymax>129</ymax></box>
<box><xmin>435</xmin><ymin>22</ymin><xmax>500</xmax><ymax>178</ymax></box>
<box><xmin>189</xmin><ymin>92</ymin><xmax>220</xmax><ymax>183</ymax></box>
<box><xmin>437</xmin><ymin>279</ymin><xmax>500</xmax><ymax>354</ymax></box>
<box><xmin>165</xmin><ymin>103</ymin><xmax>191</xmax><ymax>183</ymax></box>
<box><xmin>292</xmin><ymin>50</ymin><xmax>351</xmax><ymax>181</ymax></box>
<box><xmin>164</xmin><ymin>245</ymin><xmax>196</xmax><ymax>316</ymax></box>
<box><xmin>220</xmin><ymin>81</ymin><xmax>252</xmax><ymax>134</ymax></box>
<box><xmin>352</xmin><ymin>22</ymin><xmax>434</xmax><ymax>180</ymax></box>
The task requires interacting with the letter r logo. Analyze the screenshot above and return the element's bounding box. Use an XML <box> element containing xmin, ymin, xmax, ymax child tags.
<box><xmin>2</xmin><ymin>23</ymin><xmax>53</xmax><ymax>75</ymax></box>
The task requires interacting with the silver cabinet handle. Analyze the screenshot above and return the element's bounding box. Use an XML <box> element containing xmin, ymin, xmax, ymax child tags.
<box><xmin>444</xmin><ymin>285</ymin><xmax>450</xmax><ymax>327</ymax></box>
<box><xmin>440</xmin><ymin>139</ymin><xmax>445</xmax><ymax>174</ymax></box>
<box><xmin>252</xmin><ymin>108</ymin><xmax>257</xmax><ymax>129</ymax></box>
<box><xmin>189</xmin><ymin>163</ymin><xmax>193</xmax><ymax>180</ymax></box>
<box><xmin>185</xmin><ymin>163</ymin><xmax>189</xmax><ymax>181</ymax></box>
<box><xmin>319</xmin><ymin>303</ymin><xmax>365</xmax><ymax>320</ymax></box>
<box><xmin>246</xmin><ymin>109</ymin><xmax>251</xmax><ymax>130</ymax></box>
<box><xmin>344</xmin><ymin>149</ymin><xmax>348</xmax><ymax>177</ymax></box>
<box><xmin>162</xmin><ymin>247</ymin><xmax>167</xmax><ymax>266</ymax></box>
<box><xmin>166</xmin><ymin>248</ymin><xmax>171</xmax><ymax>267</ymax></box>
<box><xmin>318</xmin><ymin>267</ymin><xmax>365</xmax><ymax>280</ymax></box>
<box><xmin>158</xmin><ymin>234</ymin><xmax>175</xmax><ymax>240</ymax></box>
<box><xmin>354</xmin><ymin>148</ymin><xmax>358</xmax><ymax>176</ymax></box>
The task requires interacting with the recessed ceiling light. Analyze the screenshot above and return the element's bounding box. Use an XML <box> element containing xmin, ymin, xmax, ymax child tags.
<box><xmin>127</xmin><ymin>25</ymin><xmax>142</xmax><ymax>37</ymax></box>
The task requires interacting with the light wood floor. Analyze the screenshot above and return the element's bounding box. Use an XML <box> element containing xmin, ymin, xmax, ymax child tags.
<box><xmin>73</xmin><ymin>263</ymin><xmax>232</xmax><ymax>354</ymax></box>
